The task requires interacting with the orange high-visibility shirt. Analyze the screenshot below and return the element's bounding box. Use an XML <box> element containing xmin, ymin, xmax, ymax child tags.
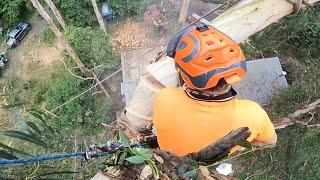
<box><xmin>152</xmin><ymin>87</ymin><xmax>276</xmax><ymax>156</ymax></box>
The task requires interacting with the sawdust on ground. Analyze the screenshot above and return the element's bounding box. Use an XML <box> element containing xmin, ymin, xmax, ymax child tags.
<box><xmin>109</xmin><ymin>19</ymin><xmax>156</xmax><ymax>52</ymax></box>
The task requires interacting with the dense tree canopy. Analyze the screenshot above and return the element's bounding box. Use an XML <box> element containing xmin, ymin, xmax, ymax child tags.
<box><xmin>109</xmin><ymin>0</ymin><xmax>154</xmax><ymax>17</ymax></box>
<box><xmin>34</xmin><ymin>62</ymin><xmax>110</xmax><ymax>135</ymax></box>
<box><xmin>65</xmin><ymin>26</ymin><xmax>118</xmax><ymax>73</ymax></box>
<box><xmin>55</xmin><ymin>0</ymin><xmax>97</xmax><ymax>27</ymax></box>
<box><xmin>0</xmin><ymin>0</ymin><xmax>28</xmax><ymax>29</ymax></box>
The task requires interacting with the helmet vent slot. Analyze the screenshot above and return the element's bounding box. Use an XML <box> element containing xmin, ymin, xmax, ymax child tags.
<box><xmin>219</xmin><ymin>38</ymin><xmax>224</xmax><ymax>42</ymax></box>
<box><xmin>230</xmin><ymin>49</ymin><xmax>235</xmax><ymax>53</ymax></box>
<box><xmin>206</xmin><ymin>56</ymin><xmax>213</xmax><ymax>61</ymax></box>
<box><xmin>202</xmin><ymin>34</ymin><xmax>209</xmax><ymax>37</ymax></box>
<box><xmin>206</xmin><ymin>41</ymin><xmax>214</xmax><ymax>45</ymax></box>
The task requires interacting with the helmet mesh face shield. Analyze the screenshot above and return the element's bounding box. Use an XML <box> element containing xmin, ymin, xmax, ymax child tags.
<box><xmin>167</xmin><ymin>24</ymin><xmax>247</xmax><ymax>90</ymax></box>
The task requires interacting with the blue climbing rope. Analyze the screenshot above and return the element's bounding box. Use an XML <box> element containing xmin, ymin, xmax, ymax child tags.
<box><xmin>0</xmin><ymin>142</ymin><xmax>122</xmax><ymax>165</ymax></box>
<box><xmin>0</xmin><ymin>151</ymin><xmax>110</xmax><ymax>165</ymax></box>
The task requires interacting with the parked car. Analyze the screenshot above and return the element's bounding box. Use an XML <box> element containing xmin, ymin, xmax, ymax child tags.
<box><xmin>102</xmin><ymin>2</ymin><xmax>115</xmax><ymax>20</ymax></box>
<box><xmin>0</xmin><ymin>52</ymin><xmax>8</xmax><ymax>70</ymax></box>
<box><xmin>4</xmin><ymin>22</ymin><xmax>31</xmax><ymax>48</ymax></box>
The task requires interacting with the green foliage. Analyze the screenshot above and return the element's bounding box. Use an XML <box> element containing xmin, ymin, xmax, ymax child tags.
<box><xmin>33</xmin><ymin>62</ymin><xmax>111</xmax><ymax>136</ymax></box>
<box><xmin>40</xmin><ymin>28</ymin><xmax>55</xmax><ymax>45</ymax></box>
<box><xmin>126</xmin><ymin>155</ymin><xmax>145</xmax><ymax>164</ymax></box>
<box><xmin>239</xmin><ymin>126</ymin><xmax>320</xmax><ymax>179</ymax></box>
<box><xmin>65</xmin><ymin>26</ymin><xmax>118</xmax><ymax>73</ymax></box>
<box><xmin>119</xmin><ymin>130</ymin><xmax>130</xmax><ymax>147</ymax></box>
<box><xmin>109</xmin><ymin>0</ymin><xmax>154</xmax><ymax>17</ymax></box>
<box><xmin>55</xmin><ymin>0</ymin><xmax>96</xmax><ymax>27</ymax></box>
<box><xmin>0</xmin><ymin>150</ymin><xmax>17</xmax><ymax>160</ymax></box>
<box><xmin>115</xmin><ymin>131</ymin><xmax>159</xmax><ymax>178</ymax></box>
<box><xmin>0</xmin><ymin>0</ymin><xmax>27</xmax><ymax>29</ymax></box>
<box><xmin>0</xmin><ymin>106</ymin><xmax>55</xmax><ymax>160</ymax></box>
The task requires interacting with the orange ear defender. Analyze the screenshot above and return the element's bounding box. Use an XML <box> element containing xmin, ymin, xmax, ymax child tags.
<box><xmin>167</xmin><ymin>24</ymin><xmax>247</xmax><ymax>90</ymax></box>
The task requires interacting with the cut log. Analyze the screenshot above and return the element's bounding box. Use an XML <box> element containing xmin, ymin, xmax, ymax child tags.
<box><xmin>146</xmin><ymin>56</ymin><xmax>178</xmax><ymax>87</ymax></box>
<box><xmin>124</xmin><ymin>75</ymin><xmax>164</xmax><ymax>133</ymax></box>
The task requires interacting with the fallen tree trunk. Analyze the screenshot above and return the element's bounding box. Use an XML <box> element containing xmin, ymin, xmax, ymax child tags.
<box><xmin>123</xmin><ymin>0</ymin><xmax>320</xmax><ymax>135</ymax></box>
<box><xmin>210</xmin><ymin>0</ymin><xmax>319</xmax><ymax>43</ymax></box>
<box><xmin>44</xmin><ymin>0</ymin><xmax>66</xmax><ymax>30</ymax></box>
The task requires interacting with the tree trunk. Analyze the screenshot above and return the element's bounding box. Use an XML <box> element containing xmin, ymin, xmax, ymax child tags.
<box><xmin>44</xmin><ymin>0</ymin><xmax>67</xmax><ymax>30</ymax></box>
<box><xmin>91</xmin><ymin>0</ymin><xmax>107</xmax><ymax>33</ymax></box>
<box><xmin>178</xmin><ymin>0</ymin><xmax>191</xmax><ymax>23</ymax></box>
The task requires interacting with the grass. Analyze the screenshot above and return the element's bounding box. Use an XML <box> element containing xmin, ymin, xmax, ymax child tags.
<box><xmin>40</xmin><ymin>28</ymin><xmax>55</xmax><ymax>45</ymax></box>
<box><xmin>238</xmin><ymin>3</ymin><xmax>320</xmax><ymax>179</ymax></box>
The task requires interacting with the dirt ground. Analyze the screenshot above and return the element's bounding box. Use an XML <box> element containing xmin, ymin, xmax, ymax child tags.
<box><xmin>4</xmin><ymin>19</ymin><xmax>63</xmax><ymax>82</ymax></box>
<box><xmin>0</xmin><ymin>16</ymin><xmax>64</xmax><ymax>130</ymax></box>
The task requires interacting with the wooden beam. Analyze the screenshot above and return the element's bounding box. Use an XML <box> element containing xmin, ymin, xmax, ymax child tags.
<box><xmin>178</xmin><ymin>0</ymin><xmax>191</xmax><ymax>23</ymax></box>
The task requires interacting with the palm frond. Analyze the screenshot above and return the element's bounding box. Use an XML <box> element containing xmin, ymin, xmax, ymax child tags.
<box><xmin>0</xmin><ymin>150</ymin><xmax>17</xmax><ymax>160</ymax></box>
<box><xmin>3</xmin><ymin>130</ymin><xmax>48</xmax><ymax>148</ymax></box>
<box><xmin>26</xmin><ymin>121</ymin><xmax>42</xmax><ymax>136</ymax></box>
<box><xmin>0</xmin><ymin>142</ymin><xmax>30</xmax><ymax>156</ymax></box>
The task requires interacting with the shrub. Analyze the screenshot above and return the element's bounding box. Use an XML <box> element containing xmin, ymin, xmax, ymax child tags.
<box><xmin>55</xmin><ymin>0</ymin><xmax>97</xmax><ymax>27</ymax></box>
<box><xmin>34</xmin><ymin>62</ymin><xmax>111</xmax><ymax>135</ymax></box>
<box><xmin>109</xmin><ymin>0</ymin><xmax>154</xmax><ymax>17</ymax></box>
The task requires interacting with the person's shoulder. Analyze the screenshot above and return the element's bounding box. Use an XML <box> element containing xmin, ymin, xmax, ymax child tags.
<box><xmin>154</xmin><ymin>87</ymin><xmax>184</xmax><ymax>104</ymax></box>
<box><xmin>235</xmin><ymin>99</ymin><xmax>265</xmax><ymax>112</ymax></box>
<box><xmin>156</xmin><ymin>87</ymin><xmax>184</xmax><ymax>98</ymax></box>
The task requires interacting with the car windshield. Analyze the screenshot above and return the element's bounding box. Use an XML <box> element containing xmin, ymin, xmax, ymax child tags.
<box><xmin>8</xmin><ymin>29</ymin><xmax>19</xmax><ymax>38</ymax></box>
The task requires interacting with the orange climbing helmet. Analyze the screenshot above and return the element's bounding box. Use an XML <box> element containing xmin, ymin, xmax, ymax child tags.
<box><xmin>167</xmin><ymin>24</ymin><xmax>247</xmax><ymax>90</ymax></box>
